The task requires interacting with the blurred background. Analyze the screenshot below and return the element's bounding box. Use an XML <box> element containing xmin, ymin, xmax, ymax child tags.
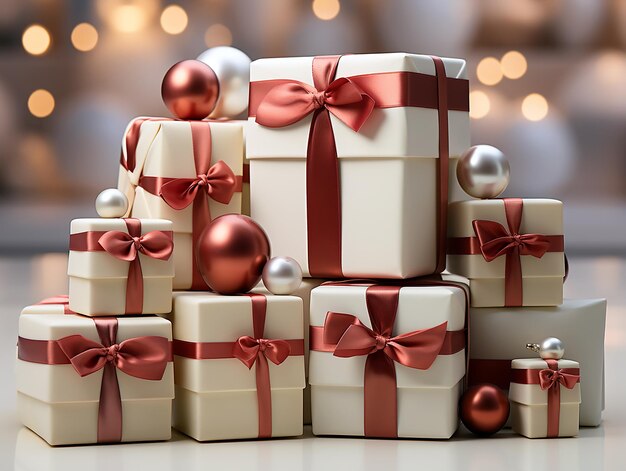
<box><xmin>0</xmin><ymin>0</ymin><xmax>625</xmax><ymax>253</ymax></box>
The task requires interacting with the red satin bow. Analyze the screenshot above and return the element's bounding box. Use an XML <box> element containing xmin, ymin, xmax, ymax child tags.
<box><xmin>98</xmin><ymin>229</ymin><xmax>174</xmax><ymax>263</ymax></box>
<box><xmin>256</xmin><ymin>77</ymin><xmax>375</xmax><ymax>132</ymax></box>
<box><xmin>323</xmin><ymin>312</ymin><xmax>447</xmax><ymax>370</ymax></box>
<box><xmin>539</xmin><ymin>368</ymin><xmax>580</xmax><ymax>391</ymax></box>
<box><xmin>159</xmin><ymin>160</ymin><xmax>237</xmax><ymax>211</ymax></box>
<box><xmin>472</xmin><ymin>220</ymin><xmax>551</xmax><ymax>262</ymax></box>
<box><xmin>232</xmin><ymin>336</ymin><xmax>291</xmax><ymax>369</ymax></box>
<box><xmin>57</xmin><ymin>334</ymin><xmax>170</xmax><ymax>381</ymax></box>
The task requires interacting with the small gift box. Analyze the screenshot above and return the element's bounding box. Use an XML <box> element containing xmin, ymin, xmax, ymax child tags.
<box><xmin>447</xmin><ymin>198</ymin><xmax>565</xmax><ymax>307</ymax></box>
<box><xmin>165</xmin><ymin>291</ymin><xmax>305</xmax><ymax>441</ymax></box>
<box><xmin>509</xmin><ymin>358</ymin><xmax>581</xmax><ymax>438</ymax></box>
<box><xmin>16</xmin><ymin>311</ymin><xmax>174</xmax><ymax>445</ymax></box>
<box><xmin>309</xmin><ymin>281</ymin><xmax>468</xmax><ymax>438</ymax></box>
<box><xmin>68</xmin><ymin>218</ymin><xmax>174</xmax><ymax>316</ymax></box>
<box><xmin>248</xmin><ymin>53</ymin><xmax>470</xmax><ymax>279</ymax></box>
<box><xmin>468</xmin><ymin>299</ymin><xmax>606</xmax><ymax>426</ymax></box>
<box><xmin>117</xmin><ymin>118</ymin><xmax>244</xmax><ymax>289</ymax></box>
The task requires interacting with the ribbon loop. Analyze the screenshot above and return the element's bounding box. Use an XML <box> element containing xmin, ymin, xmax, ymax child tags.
<box><xmin>539</xmin><ymin>368</ymin><xmax>580</xmax><ymax>391</ymax></box>
<box><xmin>233</xmin><ymin>335</ymin><xmax>291</xmax><ymax>369</ymax></box>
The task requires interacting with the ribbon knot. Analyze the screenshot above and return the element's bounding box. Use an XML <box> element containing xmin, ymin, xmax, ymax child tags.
<box><xmin>472</xmin><ymin>220</ymin><xmax>551</xmax><ymax>262</ymax></box>
<box><xmin>104</xmin><ymin>344</ymin><xmax>120</xmax><ymax>362</ymax></box>
<box><xmin>539</xmin><ymin>368</ymin><xmax>580</xmax><ymax>391</ymax></box>
<box><xmin>232</xmin><ymin>335</ymin><xmax>291</xmax><ymax>370</ymax></box>
<box><xmin>374</xmin><ymin>334</ymin><xmax>387</xmax><ymax>351</ymax></box>
<box><xmin>98</xmin><ymin>228</ymin><xmax>173</xmax><ymax>263</ymax></box>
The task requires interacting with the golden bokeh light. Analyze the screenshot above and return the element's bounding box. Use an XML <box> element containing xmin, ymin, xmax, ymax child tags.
<box><xmin>28</xmin><ymin>89</ymin><xmax>55</xmax><ymax>118</ymax></box>
<box><xmin>160</xmin><ymin>5</ymin><xmax>188</xmax><ymax>35</ymax></box>
<box><xmin>111</xmin><ymin>4</ymin><xmax>146</xmax><ymax>33</ymax></box>
<box><xmin>22</xmin><ymin>24</ymin><xmax>51</xmax><ymax>56</ymax></box>
<box><xmin>71</xmin><ymin>23</ymin><xmax>99</xmax><ymax>52</ymax></box>
<box><xmin>204</xmin><ymin>24</ymin><xmax>233</xmax><ymax>47</ymax></box>
<box><xmin>501</xmin><ymin>51</ymin><xmax>527</xmax><ymax>80</ymax></box>
<box><xmin>476</xmin><ymin>57</ymin><xmax>503</xmax><ymax>86</ymax></box>
<box><xmin>469</xmin><ymin>90</ymin><xmax>491</xmax><ymax>119</ymax></box>
<box><xmin>312</xmin><ymin>0</ymin><xmax>340</xmax><ymax>20</ymax></box>
<box><xmin>521</xmin><ymin>93</ymin><xmax>549</xmax><ymax>121</ymax></box>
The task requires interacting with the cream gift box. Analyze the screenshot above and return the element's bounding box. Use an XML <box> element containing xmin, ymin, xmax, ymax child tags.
<box><xmin>68</xmin><ymin>218</ymin><xmax>174</xmax><ymax>316</ymax></box>
<box><xmin>309</xmin><ymin>282</ymin><xmax>467</xmax><ymax>438</ymax></box>
<box><xmin>509</xmin><ymin>358</ymin><xmax>581</xmax><ymax>438</ymax></box>
<box><xmin>469</xmin><ymin>298</ymin><xmax>606</xmax><ymax>426</ymax></box>
<box><xmin>117</xmin><ymin>118</ymin><xmax>244</xmax><ymax>290</ymax></box>
<box><xmin>447</xmin><ymin>198</ymin><xmax>565</xmax><ymax>307</ymax></box>
<box><xmin>16</xmin><ymin>312</ymin><xmax>174</xmax><ymax>446</ymax></box>
<box><xmin>164</xmin><ymin>291</ymin><xmax>306</xmax><ymax>441</ymax></box>
<box><xmin>248</xmin><ymin>53</ymin><xmax>470</xmax><ymax>279</ymax></box>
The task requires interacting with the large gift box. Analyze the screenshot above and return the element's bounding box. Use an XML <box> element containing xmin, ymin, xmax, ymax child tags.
<box><xmin>165</xmin><ymin>291</ymin><xmax>305</xmax><ymax>441</ymax></box>
<box><xmin>248</xmin><ymin>53</ymin><xmax>470</xmax><ymax>279</ymax></box>
<box><xmin>469</xmin><ymin>298</ymin><xmax>606</xmax><ymax>426</ymax></box>
<box><xmin>509</xmin><ymin>358</ymin><xmax>581</xmax><ymax>438</ymax></box>
<box><xmin>309</xmin><ymin>281</ymin><xmax>468</xmax><ymax>438</ymax></box>
<box><xmin>447</xmin><ymin>198</ymin><xmax>565</xmax><ymax>307</ymax></box>
<box><xmin>117</xmin><ymin>118</ymin><xmax>244</xmax><ymax>289</ymax></box>
<box><xmin>16</xmin><ymin>311</ymin><xmax>174</xmax><ymax>445</ymax></box>
<box><xmin>68</xmin><ymin>218</ymin><xmax>174</xmax><ymax>316</ymax></box>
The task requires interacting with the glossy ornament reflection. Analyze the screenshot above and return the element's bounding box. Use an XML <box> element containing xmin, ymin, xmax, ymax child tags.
<box><xmin>161</xmin><ymin>60</ymin><xmax>219</xmax><ymax>120</ymax></box>
<box><xmin>197</xmin><ymin>215</ymin><xmax>270</xmax><ymax>295</ymax></box>
<box><xmin>456</xmin><ymin>145</ymin><xmax>510</xmax><ymax>199</ymax></box>
<box><xmin>460</xmin><ymin>384</ymin><xmax>510</xmax><ymax>435</ymax></box>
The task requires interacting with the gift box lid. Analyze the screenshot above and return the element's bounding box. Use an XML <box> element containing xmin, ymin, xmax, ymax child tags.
<box><xmin>308</xmin><ymin>284</ymin><xmax>466</xmax><ymax>389</ymax></box>
<box><xmin>248</xmin><ymin>52</ymin><xmax>469</xmax><ymax>160</ymax></box>
<box><xmin>16</xmin><ymin>313</ymin><xmax>174</xmax><ymax>403</ymax></box>
<box><xmin>509</xmin><ymin>358</ymin><xmax>581</xmax><ymax>406</ymax></box>
<box><xmin>166</xmin><ymin>291</ymin><xmax>306</xmax><ymax>393</ymax></box>
<box><xmin>68</xmin><ymin>218</ymin><xmax>175</xmax><ymax>279</ymax></box>
<box><xmin>448</xmin><ymin>198</ymin><xmax>565</xmax><ymax>278</ymax></box>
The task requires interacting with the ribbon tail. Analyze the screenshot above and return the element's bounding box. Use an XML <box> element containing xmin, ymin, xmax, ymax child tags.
<box><xmin>125</xmin><ymin>258</ymin><xmax>144</xmax><ymax>314</ymax></box>
<box><xmin>364</xmin><ymin>350</ymin><xmax>397</xmax><ymax>438</ymax></box>
<box><xmin>504</xmin><ymin>248</ymin><xmax>523</xmax><ymax>307</ymax></box>
<box><xmin>97</xmin><ymin>362</ymin><xmax>123</xmax><ymax>443</ymax></box>
<box><xmin>255</xmin><ymin>354</ymin><xmax>272</xmax><ymax>438</ymax></box>
<box><xmin>191</xmin><ymin>194</ymin><xmax>210</xmax><ymax>290</ymax></box>
<box><xmin>547</xmin><ymin>381</ymin><xmax>560</xmax><ymax>437</ymax></box>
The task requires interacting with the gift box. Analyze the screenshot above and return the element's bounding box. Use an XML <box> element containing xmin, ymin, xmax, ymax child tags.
<box><xmin>248</xmin><ymin>53</ymin><xmax>470</xmax><ymax>279</ymax></box>
<box><xmin>21</xmin><ymin>296</ymin><xmax>73</xmax><ymax>315</ymax></box>
<box><xmin>165</xmin><ymin>291</ymin><xmax>305</xmax><ymax>441</ymax></box>
<box><xmin>509</xmin><ymin>358</ymin><xmax>581</xmax><ymax>438</ymax></box>
<box><xmin>309</xmin><ymin>281</ymin><xmax>468</xmax><ymax>438</ymax></box>
<box><xmin>447</xmin><ymin>198</ymin><xmax>565</xmax><ymax>307</ymax></box>
<box><xmin>16</xmin><ymin>311</ymin><xmax>174</xmax><ymax>445</ymax></box>
<box><xmin>68</xmin><ymin>218</ymin><xmax>174</xmax><ymax>316</ymax></box>
<box><xmin>468</xmin><ymin>298</ymin><xmax>606</xmax><ymax>426</ymax></box>
<box><xmin>117</xmin><ymin>118</ymin><xmax>244</xmax><ymax>289</ymax></box>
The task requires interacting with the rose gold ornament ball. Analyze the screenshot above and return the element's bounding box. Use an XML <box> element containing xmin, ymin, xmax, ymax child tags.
<box><xmin>459</xmin><ymin>384</ymin><xmax>510</xmax><ymax>436</ymax></box>
<box><xmin>161</xmin><ymin>60</ymin><xmax>219</xmax><ymax>120</ymax></box>
<box><xmin>197</xmin><ymin>215</ymin><xmax>271</xmax><ymax>295</ymax></box>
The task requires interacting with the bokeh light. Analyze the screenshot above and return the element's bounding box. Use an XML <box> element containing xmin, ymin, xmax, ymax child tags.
<box><xmin>501</xmin><ymin>50</ymin><xmax>527</xmax><ymax>79</ymax></box>
<box><xmin>71</xmin><ymin>23</ymin><xmax>99</xmax><ymax>52</ymax></box>
<box><xmin>476</xmin><ymin>57</ymin><xmax>503</xmax><ymax>86</ymax></box>
<box><xmin>160</xmin><ymin>5</ymin><xmax>188</xmax><ymax>35</ymax></box>
<box><xmin>28</xmin><ymin>89</ymin><xmax>55</xmax><ymax>118</ymax></box>
<box><xmin>22</xmin><ymin>24</ymin><xmax>51</xmax><ymax>56</ymax></box>
<box><xmin>205</xmin><ymin>24</ymin><xmax>233</xmax><ymax>47</ymax></box>
<box><xmin>469</xmin><ymin>90</ymin><xmax>491</xmax><ymax>119</ymax></box>
<box><xmin>111</xmin><ymin>4</ymin><xmax>146</xmax><ymax>33</ymax></box>
<box><xmin>521</xmin><ymin>93</ymin><xmax>549</xmax><ymax>121</ymax></box>
<box><xmin>312</xmin><ymin>0</ymin><xmax>340</xmax><ymax>20</ymax></box>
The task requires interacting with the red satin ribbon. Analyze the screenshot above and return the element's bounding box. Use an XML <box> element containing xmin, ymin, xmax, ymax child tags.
<box><xmin>172</xmin><ymin>294</ymin><xmax>305</xmax><ymax>438</ymax></box>
<box><xmin>447</xmin><ymin>198</ymin><xmax>565</xmax><ymax>306</ymax></box>
<box><xmin>250</xmin><ymin>56</ymin><xmax>462</xmax><ymax>277</ymax></box>
<box><xmin>17</xmin><ymin>317</ymin><xmax>172</xmax><ymax>443</ymax></box>
<box><xmin>34</xmin><ymin>295</ymin><xmax>74</xmax><ymax>314</ymax></box>
<box><xmin>69</xmin><ymin>219</ymin><xmax>173</xmax><ymax>314</ymax></box>
<box><xmin>511</xmin><ymin>360</ymin><xmax>580</xmax><ymax>437</ymax></box>
<box><xmin>309</xmin><ymin>284</ymin><xmax>466</xmax><ymax>438</ymax></box>
<box><xmin>467</xmin><ymin>359</ymin><xmax>513</xmax><ymax>390</ymax></box>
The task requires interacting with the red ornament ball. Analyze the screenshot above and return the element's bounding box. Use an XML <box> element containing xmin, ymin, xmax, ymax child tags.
<box><xmin>459</xmin><ymin>384</ymin><xmax>510</xmax><ymax>436</ymax></box>
<box><xmin>161</xmin><ymin>60</ymin><xmax>219</xmax><ymax>120</ymax></box>
<box><xmin>197</xmin><ymin>215</ymin><xmax>271</xmax><ymax>295</ymax></box>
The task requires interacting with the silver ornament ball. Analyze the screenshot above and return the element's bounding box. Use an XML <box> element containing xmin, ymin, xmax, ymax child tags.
<box><xmin>456</xmin><ymin>145</ymin><xmax>510</xmax><ymax>199</ymax></box>
<box><xmin>262</xmin><ymin>256</ymin><xmax>303</xmax><ymax>295</ymax></box>
<box><xmin>197</xmin><ymin>46</ymin><xmax>251</xmax><ymax>119</ymax></box>
<box><xmin>95</xmin><ymin>188</ymin><xmax>128</xmax><ymax>218</ymax></box>
<box><xmin>539</xmin><ymin>337</ymin><xmax>565</xmax><ymax>360</ymax></box>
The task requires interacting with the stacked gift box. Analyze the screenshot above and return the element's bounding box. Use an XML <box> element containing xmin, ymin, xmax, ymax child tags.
<box><xmin>15</xmin><ymin>49</ymin><xmax>606</xmax><ymax>446</ymax></box>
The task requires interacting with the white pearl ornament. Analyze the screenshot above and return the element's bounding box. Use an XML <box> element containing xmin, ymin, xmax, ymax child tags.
<box><xmin>95</xmin><ymin>188</ymin><xmax>128</xmax><ymax>218</ymax></box>
<box><xmin>456</xmin><ymin>145</ymin><xmax>511</xmax><ymax>199</ymax></box>
<box><xmin>262</xmin><ymin>256</ymin><xmax>303</xmax><ymax>295</ymax></box>
<box><xmin>527</xmin><ymin>337</ymin><xmax>566</xmax><ymax>360</ymax></box>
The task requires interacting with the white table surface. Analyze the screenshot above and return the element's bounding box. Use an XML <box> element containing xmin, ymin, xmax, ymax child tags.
<box><xmin>1</xmin><ymin>255</ymin><xmax>624</xmax><ymax>470</ymax></box>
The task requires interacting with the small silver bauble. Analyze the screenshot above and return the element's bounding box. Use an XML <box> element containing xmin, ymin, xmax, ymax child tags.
<box><xmin>95</xmin><ymin>188</ymin><xmax>128</xmax><ymax>218</ymax></box>
<box><xmin>526</xmin><ymin>337</ymin><xmax>565</xmax><ymax>360</ymax></box>
<box><xmin>262</xmin><ymin>256</ymin><xmax>303</xmax><ymax>295</ymax></box>
<box><xmin>456</xmin><ymin>145</ymin><xmax>511</xmax><ymax>199</ymax></box>
<box><xmin>197</xmin><ymin>46</ymin><xmax>251</xmax><ymax>119</ymax></box>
